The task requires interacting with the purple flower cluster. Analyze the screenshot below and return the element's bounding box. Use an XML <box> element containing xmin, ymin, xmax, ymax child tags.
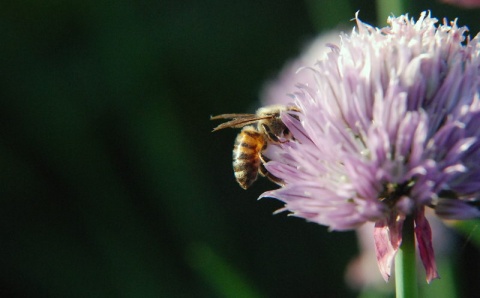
<box><xmin>260</xmin><ymin>12</ymin><xmax>480</xmax><ymax>282</ymax></box>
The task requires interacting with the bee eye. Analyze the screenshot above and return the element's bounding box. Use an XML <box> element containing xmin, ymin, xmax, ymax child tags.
<box><xmin>283</xmin><ymin>128</ymin><xmax>290</xmax><ymax>135</ymax></box>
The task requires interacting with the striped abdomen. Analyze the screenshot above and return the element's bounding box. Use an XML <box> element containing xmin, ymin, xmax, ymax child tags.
<box><xmin>232</xmin><ymin>126</ymin><xmax>266</xmax><ymax>189</ymax></box>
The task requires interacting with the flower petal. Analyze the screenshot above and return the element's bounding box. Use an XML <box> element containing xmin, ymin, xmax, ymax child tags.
<box><xmin>373</xmin><ymin>213</ymin><xmax>404</xmax><ymax>281</ymax></box>
<box><xmin>435</xmin><ymin>198</ymin><xmax>480</xmax><ymax>219</ymax></box>
<box><xmin>414</xmin><ymin>208</ymin><xmax>440</xmax><ymax>283</ymax></box>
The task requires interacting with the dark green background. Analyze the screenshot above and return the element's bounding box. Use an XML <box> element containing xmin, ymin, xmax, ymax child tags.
<box><xmin>1</xmin><ymin>1</ymin><xmax>479</xmax><ymax>297</ymax></box>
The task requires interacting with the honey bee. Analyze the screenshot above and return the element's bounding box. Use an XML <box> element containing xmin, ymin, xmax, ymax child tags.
<box><xmin>211</xmin><ymin>105</ymin><xmax>300</xmax><ymax>189</ymax></box>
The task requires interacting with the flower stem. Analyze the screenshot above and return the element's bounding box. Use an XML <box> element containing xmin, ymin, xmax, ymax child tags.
<box><xmin>395</xmin><ymin>215</ymin><xmax>418</xmax><ymax>298</ymax></box>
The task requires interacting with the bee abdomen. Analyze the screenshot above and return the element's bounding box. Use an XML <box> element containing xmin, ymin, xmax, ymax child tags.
<box><xmin>232</xmin><ymin>127</ymin><xmax>265</xmax><ymax>189</ymax></box>
<box><xmin>233</xmin><ymin>159</ymin><xmax>260</xmax><ymax>189</ymax></box>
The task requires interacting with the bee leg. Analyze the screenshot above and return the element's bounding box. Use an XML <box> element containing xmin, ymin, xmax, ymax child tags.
<box><xmin>260</xmin><ymin>124</ymin><xmax>281</xmax><ymax>143</ymax></box>
<box><xmin>258</xmin><ymin>152</ymin><xmax>269</xmax><ymax>164</ymax></box>
<box><xmin>259</xmin><ymin>154</ymin><xmax>285</xmax><ymax>186</ymax></box>
<box><xmin>261</xmin><ymin>123</ymin><xmax>291</xmax><ymax>144</ymax></box>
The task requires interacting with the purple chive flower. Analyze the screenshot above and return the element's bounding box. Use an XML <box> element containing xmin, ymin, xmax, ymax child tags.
<box><xmin>259</xmin><ymin>12</ymin><xmax>480</xmax><ymax>283</ymax></box>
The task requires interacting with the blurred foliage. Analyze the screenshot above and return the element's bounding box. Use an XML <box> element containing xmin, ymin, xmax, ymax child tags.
<box><xmin>0</xmin><ymin>0</ymin><xmax>479</xmax><ymax>297</ymax></box>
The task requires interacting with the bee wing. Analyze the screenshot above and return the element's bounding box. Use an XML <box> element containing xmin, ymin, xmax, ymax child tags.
<box><xmin>211</xmin><ymin>116</ymin><xmax>272</xmax><ymax>132</ymax></box>
<box><xmin>210</xmin><ymin>113</ymin><xmax>256</xmax><ymax>120</ymax></box>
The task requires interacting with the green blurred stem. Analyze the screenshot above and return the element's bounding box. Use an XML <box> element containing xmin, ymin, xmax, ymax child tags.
<box><xmin>188</xmin><ymin>243</ymin><xmax>262</xmax><ymax>298</ymax></box>
<box><xmin>395</xmin><ymin>216</ymin><xmax>418</xmax><ymax>298</ymax></box>
<box><xmin>376</xmin><ymin>0</ymin><xmax>411</xmax><ymax>25</ymax></box>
